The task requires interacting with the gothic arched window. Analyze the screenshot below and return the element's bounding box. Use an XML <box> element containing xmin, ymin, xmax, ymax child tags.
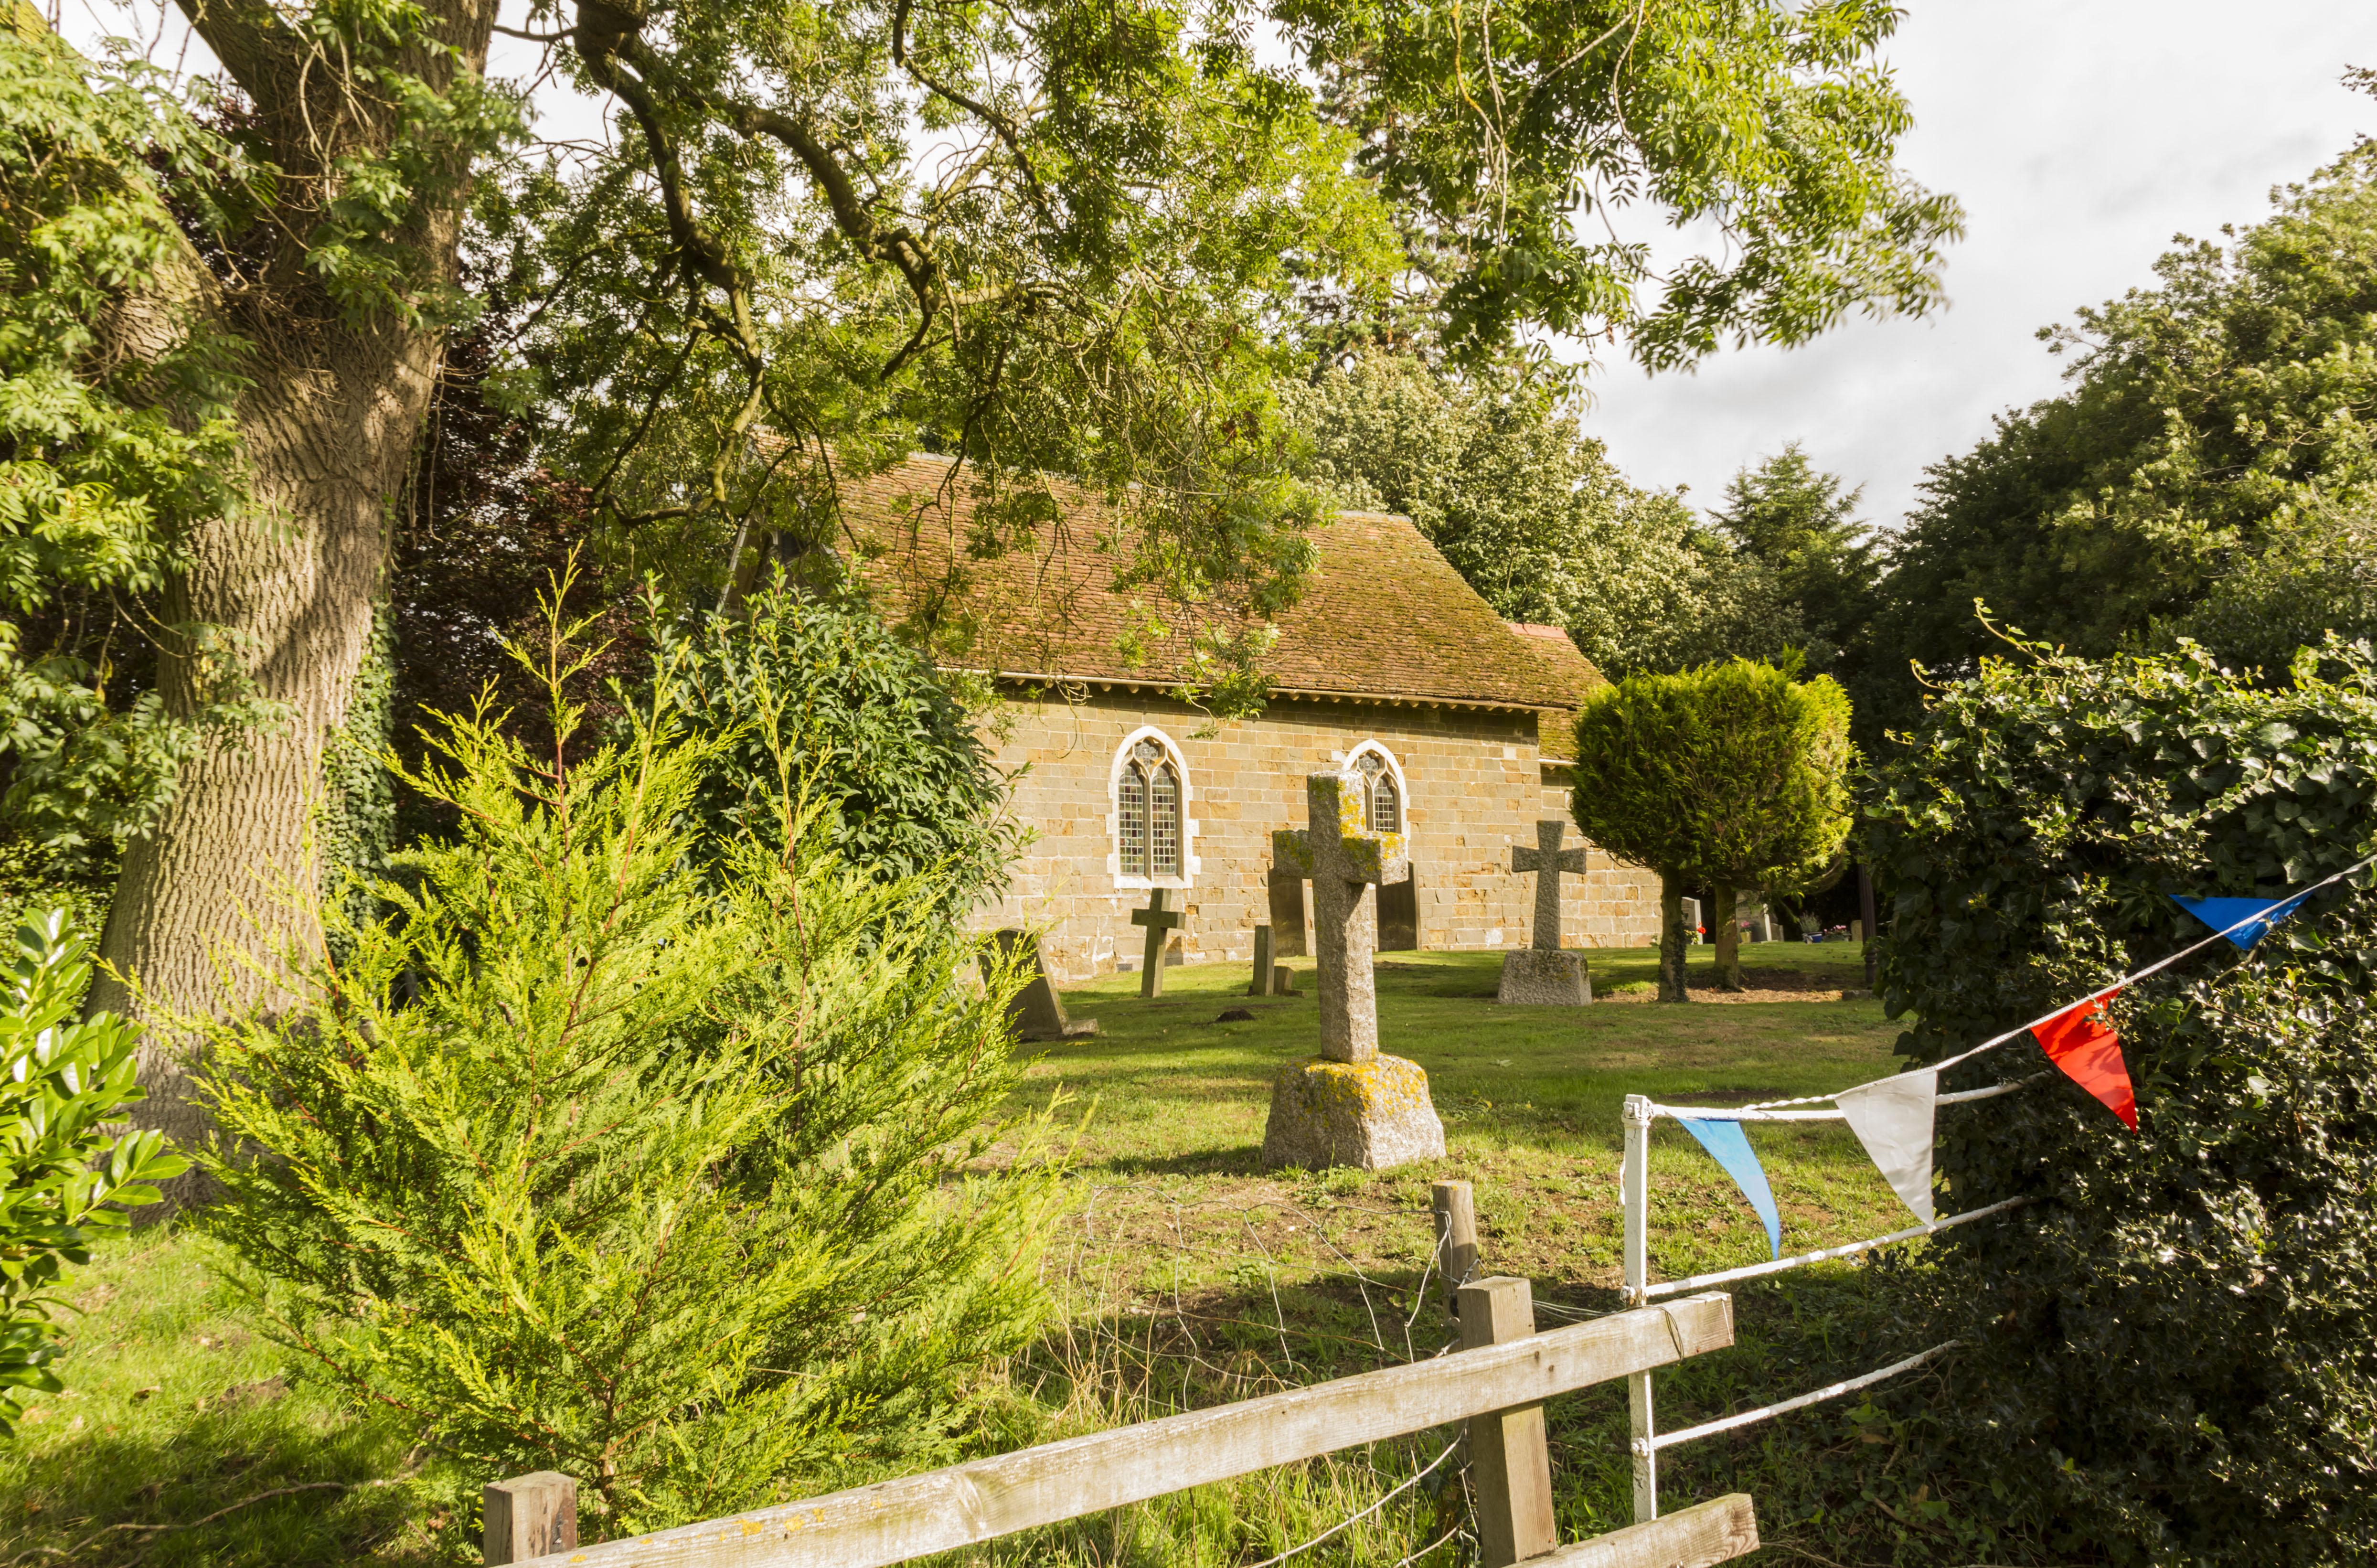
<box><xmin>1354</xmin><ymin>748</ymin><xmax>1401</xmax><ymax>833</ymax></box>
<box><xmin>1118</xmin><ymin>737</ymin><xmax>1184</xmax><ymax>878</ymax></box>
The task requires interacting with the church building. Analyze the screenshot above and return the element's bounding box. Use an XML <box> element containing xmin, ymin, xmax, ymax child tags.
<box><xmin>846</xmin><ymin>454</ymin><xmax>1661</xmax><ymax>980</ymax></box>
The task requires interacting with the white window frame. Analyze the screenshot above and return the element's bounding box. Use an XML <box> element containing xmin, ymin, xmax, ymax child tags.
<box><xmin>1345</xmin><ymin>740</ymin><xmax>1411</xmax><ymax>835</ymax></box>
<box><xmin>1106</xmin><ymin>725</ymin><xmax>1198</xmax><ymax>890</ymax></box>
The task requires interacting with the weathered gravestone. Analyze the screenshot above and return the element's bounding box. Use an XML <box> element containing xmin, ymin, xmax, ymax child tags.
<box><xmin>984</xmin><ymin>928</ymin><xmax>1098</xmax><ymax>1042</ymax></box>
<box><xmin>1497</xmin><ymin>820</ymin><xmax>1592</xmax><ymax>1005</ymax></box>
<box><xmin>1260</xmin><ymin>772</ymin><xmax>1447</xmax><ymax>1171</ymax></box>
<box><xmin>1130</xmin><ymin>888</ymin><xmax>1186</xmax><ymax>998</ymax></box>
<box><xmin>1248</xmin><ymin>925</ymin><xmax>1295</xmax><ymax>997</ymax></box>
<box><xmin>1681</xmin><ymin>896</ymin><xmax>1702</xmax><ymax>944</ymax></box>
<box><xmin>1267</xmin><ymin>865</ymin><xmax>1309</xmax><ymax>958</ymax></box>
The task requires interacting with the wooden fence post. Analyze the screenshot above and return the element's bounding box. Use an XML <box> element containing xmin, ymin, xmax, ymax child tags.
<box><xmin>486</xmin><ymin>1472</ymin><xmax>578</xmax><ymax>1565</ymax></box>
<box><xmin>1458</xmin><ymin>1276</ymin><xmax>1558</xmax><ymax>1567</ymax></box>
<box><xmin>1432</xmin><ymin>1179</ymin><xmax>1477</xmax><ymax>1312</ymax></box>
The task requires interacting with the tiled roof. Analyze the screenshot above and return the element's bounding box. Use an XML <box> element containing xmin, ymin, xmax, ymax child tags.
<box><xmin>1503</xmin><ymin>622</ymin><xmax>1609</xmax><ymax>709</ymax></box>
<box><xmin>841</xmin><ymin>454</ymin><xmax>1588</xmax><ymax>712</ymax></box>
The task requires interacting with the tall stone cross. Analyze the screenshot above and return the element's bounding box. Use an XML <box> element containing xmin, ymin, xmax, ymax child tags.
<box><xmin>1130</xmin><ymin>888</ymin><xmax>1185</xmax><ymax>998</ymax></box>
<box><xmin>1511</xmin><ymin>820</ymin><xmax>1589</xmax><ymax>951</ymax></box>
<box><xmin>1273</xmin><ymin>771</ymin><xmax>1408</xmax><ymax>1062</ymax></box>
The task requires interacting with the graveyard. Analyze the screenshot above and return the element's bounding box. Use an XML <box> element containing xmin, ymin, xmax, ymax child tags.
<box><xmin>7</xmin><ymin>940</ymin><xmax>1923</xmax><ymax>1567</ymax></box>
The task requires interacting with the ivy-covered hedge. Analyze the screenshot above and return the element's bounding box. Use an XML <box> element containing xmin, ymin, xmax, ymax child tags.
<box><xmin>1866</xmin><ymin>637</ymin><xmax>2377</xmax><ymax>1565</ymax></box>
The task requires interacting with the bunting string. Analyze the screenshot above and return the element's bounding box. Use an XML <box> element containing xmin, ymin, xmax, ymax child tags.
<box><xmin>1729</xmin><ymin>848</ymin><xmax>2377</xmax><ymax>1116</ymax></box>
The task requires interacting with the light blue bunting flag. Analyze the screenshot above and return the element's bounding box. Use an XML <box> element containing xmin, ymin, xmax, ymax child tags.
<box><xmin>1678</xmin><ymin>1118</ymin><xmax>1782</xmax><ymax>1260</ymax></box>
<box><xmin>2173</xmin><ymin>890</ymin><xmax>2315</xmax><ymax>951</ymax></box>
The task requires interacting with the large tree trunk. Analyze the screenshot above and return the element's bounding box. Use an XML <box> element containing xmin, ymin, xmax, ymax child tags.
<box><xmin>1711</xmin><ymin>885</ymin><xmax>1745</xmax><ymax>991</ymax></box>
<box><xmin>1657</xmin><ymin>872</ymin><xmax>1691</xmax><ymax>1004</ymax></box>
<box><xmin>83</xmin><ymin>0</ymin><xmax>495</xmax><ymax>1174</ymax></box>
<box><xmin>88</xmin><ymin>329</ymin><xmax>438</xmax><ymax>1152</ymax></box>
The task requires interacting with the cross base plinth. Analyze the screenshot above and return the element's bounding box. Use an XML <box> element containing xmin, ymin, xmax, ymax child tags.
<box><xmin>1495</xmin><ymin>949</ymin><xmax>1592</xmax><ymax>1006</ymax></box>
<box><xmin>1261</xmin><ymin>1056</ymin><xmax>1447</xmax><ymax>1172</ymax></box>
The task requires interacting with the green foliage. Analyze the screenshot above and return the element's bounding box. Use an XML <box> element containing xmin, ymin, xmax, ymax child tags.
<box><xmin>1280</xmin><ymin>0</ymin><xmax>1963</xmax><ymax>367</ymax></box>
<box><xmin>192</xmin><ymin>609</ymin><xmax>1057</xmax><ymax>1534</ymax></box>
<box><xmin>1867</xmin><ymin>637</ymin><xmax>2377</xmax><ymax>1564</ymax></box>
<box><xmin>1569</xmin><ymin>660</ymin><xmax>1854</xmax><ymax>997</ymax></box>
<box><xmin>651</xmin><ymin>582</ymin><xmax>1014</xmax><ymax>905</ymax></box>
<box><xmin>1570</xmin><ymin>660</ymin><xmax>1856</xmax><ymax>894</ymax></box>
<box><xmin>0</xmin><ymin>22</ymin><xmax>266</xmax><ymax>864</ymax></box>
<box><xmin>1869</xmin><ymin>141</ymin><xmax>2377</xmax><ymax>732</ymax></box>
<box><xmin>0</xmin><ymin>910</ymin><xmax>186</xmax><ymax>1437</ymax></box>
<box><xmin>1282</xmin><ymin>351</ymin><xmax>1798</xmax><ymax>677</ymax></box>
<box><xmin>315</xmin><ymin>603</ymin><xmax>395</xmax><ymax>951</ymax></box>
<box><xmin>1710</xmin><ymin>443</ymin><xmax>1877</xmax><ymax>682</ymax></box>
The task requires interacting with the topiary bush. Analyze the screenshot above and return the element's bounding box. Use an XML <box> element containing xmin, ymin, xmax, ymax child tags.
<box><xmin>1866</xmin><ymin>633</ymin><xmax>2377</xmax><ymax>1565</ymax></box>
<box><xmin>1569</xmin><ymin>658</ymin><xmax>1854</xmax><ymax>999</ymax></box>
<box><xmin>651</xmin><ymin>580</ymin><xmax>1014</xmax><ymax>907</ymax></box>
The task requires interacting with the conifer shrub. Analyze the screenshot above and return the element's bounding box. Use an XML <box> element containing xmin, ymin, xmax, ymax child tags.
<box><xmin>192</xmin><ymin>609</ymin><xmax>1058</xmax><ymax>1535</ymax></box>
<box><xmin>1569</xmin><ymin>658</ymin><xmax>1854</xmax><ymax>999</ymax></box>
<box><xmin>1867</xmin><ymin>635</ymin><xmax>2377</xmax><ymax>1565</ymax></box>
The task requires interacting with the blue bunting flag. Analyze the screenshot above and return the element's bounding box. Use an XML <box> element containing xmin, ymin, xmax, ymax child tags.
<box><xmin>2173</xmin><ymin>891</ymin><xmax>2315</xmax><ymax>951</ymax></box>
<box><xmin>1678</xmin><ymin>1118</ymin><xmax>1782</xmax><ymax>1260</ymax></box>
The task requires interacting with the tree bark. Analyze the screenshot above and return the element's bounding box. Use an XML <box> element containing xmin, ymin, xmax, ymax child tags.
<box><xmin>1711</xmin><ymin>885</ymin><xmax>1744</xmax><ymax>991</ymax></box>
<box><xmin>83</xmin><ymin>0</ymin><xmax>495</xmax><ymax>1175</ymax></box>
<box><xmin>88</xmin><ymin>329</ymin><xmax>440</xmax><ymax>1149</ymax></box>
<box><xmin>1657</xmin><ymin>872</ymin><xmax>1691</xmax><ymax>1004</ymax></box>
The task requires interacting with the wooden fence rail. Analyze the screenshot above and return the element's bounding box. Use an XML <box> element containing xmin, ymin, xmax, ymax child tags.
<box><xmin>488</xmin><ymin>1183</ymin><xmax>1759</xmax><ymax>1568</ymax></box>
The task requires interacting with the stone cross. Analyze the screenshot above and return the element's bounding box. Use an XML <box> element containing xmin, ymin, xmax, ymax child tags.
<box><xmin>1510</xmin><ymin>820</ymin><xmax>1588</xmax><ymax>952</ymax></box>
<box><xmin>1130</xmin><ymin>888</ymin><xmax>1185</xmax><ymax>998</ymax></box>
<box><xmin>1273</xmin><ymin>771</ymin><xmax>1408</xmax><ymax>1062</ymax></box>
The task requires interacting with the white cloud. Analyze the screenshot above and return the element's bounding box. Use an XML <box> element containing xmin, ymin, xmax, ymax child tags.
<box><xmin>1565</xmin><ymin>0</ymin><xmax>2377</xmax><ymax>531</ymax></box>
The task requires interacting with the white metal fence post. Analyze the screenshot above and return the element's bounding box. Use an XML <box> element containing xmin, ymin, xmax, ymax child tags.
<box><xmin>1622</xmin><ymin>1092</ymin><xmax>1658</xmax><ymax>1523</ymax></box>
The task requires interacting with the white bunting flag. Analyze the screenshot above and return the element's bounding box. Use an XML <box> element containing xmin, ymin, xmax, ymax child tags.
<box><xmin>1834</xmin><ymin>1068</ymin><xmax>1938</xmax><ymax>1224</ymax></box>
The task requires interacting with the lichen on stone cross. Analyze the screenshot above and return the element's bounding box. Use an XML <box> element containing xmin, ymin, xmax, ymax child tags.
<box><xmin>1272</xmin><ymin>771</ymin><xmax>1408</xmax><ymax>1063</ymax></box>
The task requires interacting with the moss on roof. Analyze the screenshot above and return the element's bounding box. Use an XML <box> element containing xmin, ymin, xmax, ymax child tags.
<box><xmin>842</xmin><ymin>455</ymin><xmax>1589</xmax><ymax>711</ymax></box>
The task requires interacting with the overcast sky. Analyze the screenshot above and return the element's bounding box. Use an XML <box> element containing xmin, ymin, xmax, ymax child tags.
<box><xmin>1573</xmin><ymin>0</ymin><xmax>2377</xmax><ymax>532</ymax></box>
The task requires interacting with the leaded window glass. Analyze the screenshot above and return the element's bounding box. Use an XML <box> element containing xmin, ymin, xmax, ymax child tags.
<box><xmin>1354</xmin><ymin>750</ymin><xmax>1400</xmax><ymax>833</ymax></box>
<box><xmin>1150</xmin><ymin>761</ymin><xmax>1182</xmax><ymax>877</ymax></box>
<box><xmin>1118</xmin><ymin>757</ymin><xmax>1149</xmax><ymax>876</ymax></box>
<box><xmin>1119</xmin><ymin>738</ymin><xmax>1185</xmax><ymax>879</ymax></box>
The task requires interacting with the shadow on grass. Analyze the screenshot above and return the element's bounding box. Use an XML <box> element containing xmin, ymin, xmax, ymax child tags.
<box><xmin>0</xmin><ymin>1396</ymin><xmax>438</xmax><ymax>1568</ymax></box>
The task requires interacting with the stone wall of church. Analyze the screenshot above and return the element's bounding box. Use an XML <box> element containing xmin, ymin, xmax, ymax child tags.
<box><xmin>978</xmin><ymin>686</ymin><xmax>1663</xmax><ymax>980</ymax></box>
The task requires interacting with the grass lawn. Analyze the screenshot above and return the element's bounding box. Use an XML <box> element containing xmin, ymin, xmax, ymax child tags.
<box><xmin>1020</xmin><ymin>940</ymin><xmax>1908</xmax><ymax>1297</ymax></box>
<box><xmin>2</xmin><ymin>940</ymin><xmax>2028</xmax><ymax>1567</ymax></box>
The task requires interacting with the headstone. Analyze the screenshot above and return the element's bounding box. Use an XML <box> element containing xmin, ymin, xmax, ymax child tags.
<box><xmin>1850</xmin><ymin>918</ymin><xmax>1863</xmax><ymax>944</ymax></box>
<box><xmin>1130</xmin><ymin>888</ymin><xmax>1186</xmax><ymax>998</ymax></box>
<box><xmin>1497</xmin><ymin>820</ymin><xmax>1591</xmax><ymax>1005</ymax></box>
<box><xmin>983</xmin><ymin>928</ymin><xmax>1097</xmax><ymax>1042</ymax></box>
<box><xmin>1267</xmin><ymin>866</ymin><xmax>1309</xmax><ymax>958</ymax></box>
<box><xmin>1250</xmin><ymin>925</ymin><xmax>1279</xmax><ymax>996</ymax></box>
<box><xmin>1681</xmin><ymin>896</ymin><xmax>1702</xmax><ymax>944</ymax></box>
<box><xmin>1746</xmin><ymin>900</ymin><xmax>1773</xmax><ymax>944</ymax></box>
<box><xmin>1261</xmin><ymin>772</ymin><xmax>1447</xmax><ymax>1171</ymax></box>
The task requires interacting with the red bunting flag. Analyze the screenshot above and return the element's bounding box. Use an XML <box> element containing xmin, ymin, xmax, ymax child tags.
<box><xmin>2031</xmin><ymin>993</ymin><xmax>2139</xmax><ymax>1130</ymax></box>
